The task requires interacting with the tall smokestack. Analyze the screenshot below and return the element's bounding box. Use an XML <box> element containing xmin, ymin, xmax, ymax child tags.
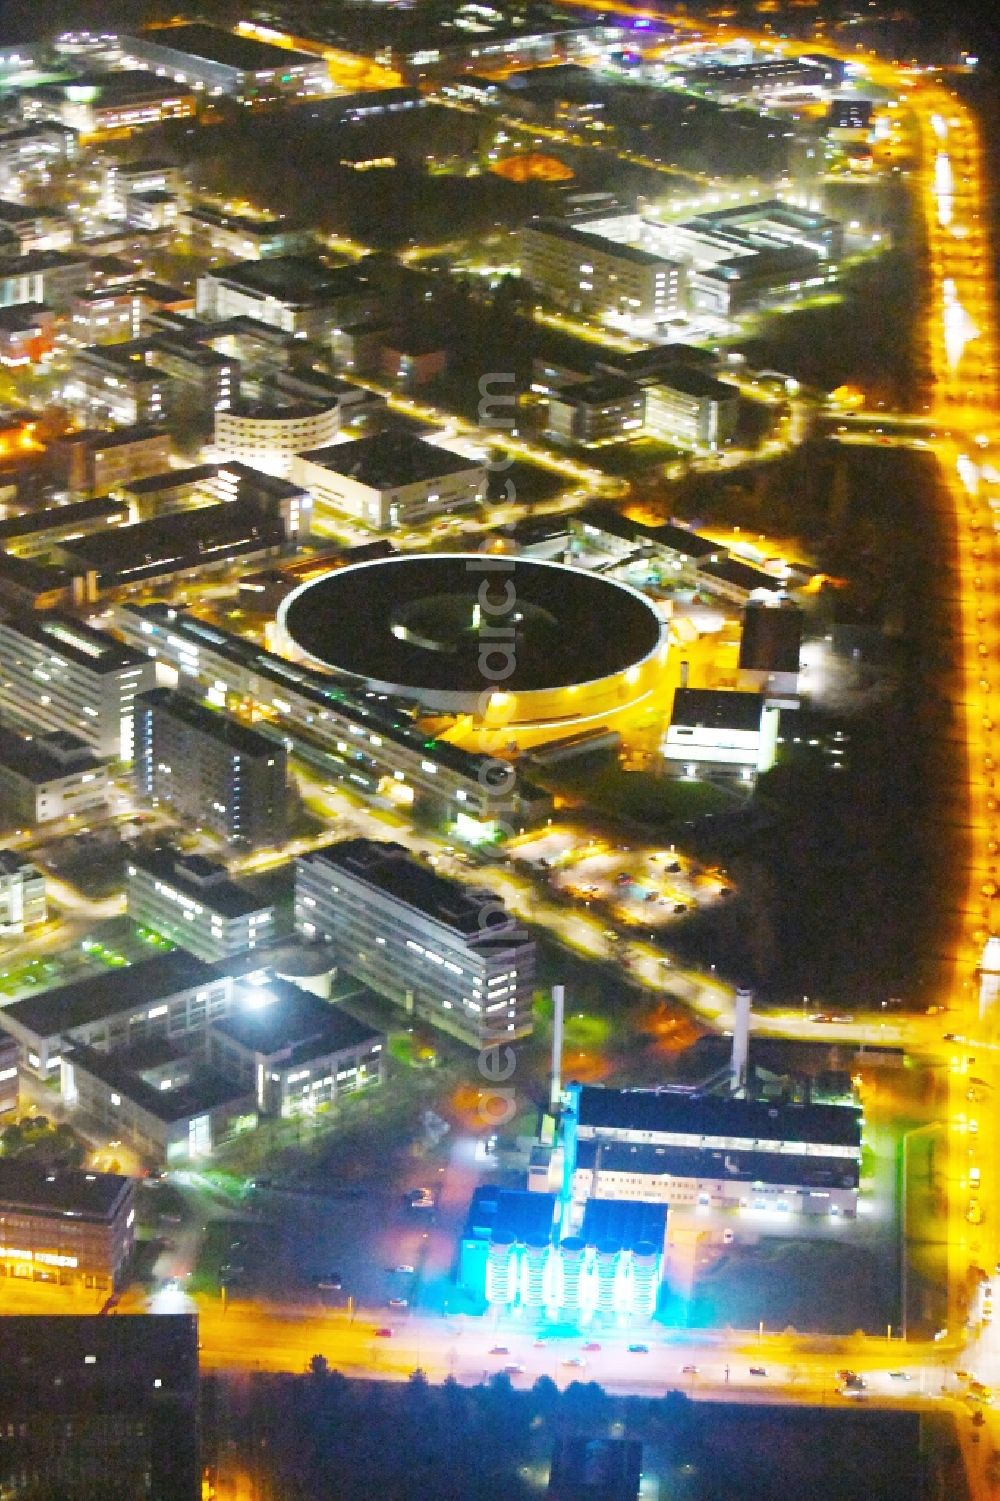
<box><xmin>550</xmin><ymin>984</ymin><xmax>565</xmax><ymax>1112</ymax></box>
<box><xmin>731</xmin><ymin>987</ymin><xmax>753</xmax><ymax>1094</ymax></box>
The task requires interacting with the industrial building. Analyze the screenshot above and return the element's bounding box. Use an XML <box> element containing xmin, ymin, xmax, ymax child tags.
<box><xmin>520</xmin><ymin>217</ymin><xmax>683</xmax><ymax>331</ymax></box>
<box><xmin>121</xmin><ymin>23</ymin><xmax>331</xmax><ymax>101</ymax></box>
<box><xmin>663</xmin><ymin>687</ymin><xmax>779</xmax><ymax>787</ymax></box>
<box><xmin>135</xmin><ymin>688</ymin><xmax>287</xmax><ymax>850</ymax></box>
<box><xmin>459</xmin><ymin>1184</ymin><xmax>665</xmax><ymax>1324</ymax></box>
<box><xmin>125</xmin><ymin>845</ymin><xmax>278</xmax><ymax>962</ymax></box>
<box><xmin>553</xmin><ymin>1083</ymin><xmax>863</xmax><ymax>1219</ymax></box>
<box><xmin>0</xmin><ymin>1316</ymin><xmax>199</xmax><ymax>1500</ymax></box>
<box><xmin>0</xmin><ymin>849</ymin><xmax>45</xmax><ymax>934</ymax></box>
<box><xmin>738</xmin><ymin>598</ymin><xmax>803</xmax><ymax>697</ymax></box>
<box><xmin>0</xmin><ymin>727</ymin><xmax>110</xmax><ymax>826</ymax></box>
<box><xmin>292</xmin><ymin>431</ymin><xmax>488</xmax><ymax>531</ymax></box>
<box><xmin>0</xmin><ymin>1161</ymin><xmax>136</xmax><ymax>1291</ymax></box>
<box><xmin>295</xmin><ymin>838</ymin><xmax>536</xmax><ymax>1046</ymax></box>
<box><xmin>114</xmin><ymin>602</ymin><xmax>551</xmax><ymax>831</ymax></box>
<box><xmin>0</xmin><ymin>607</ymin><xmax>155</xmax><ymax>760</ymax></box>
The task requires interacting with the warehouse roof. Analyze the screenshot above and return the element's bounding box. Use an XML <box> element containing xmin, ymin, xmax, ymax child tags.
<box><xmin>572</xmin><ymin>1083</ymin><xmax>861</xmax><ymax>1147</ymax></box>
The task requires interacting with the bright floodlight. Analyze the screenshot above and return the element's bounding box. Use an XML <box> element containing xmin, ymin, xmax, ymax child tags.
<box><xmin>242</xmin><ymin>986</ymin><xmax>275</xmax><ymax>1010</ymax></box>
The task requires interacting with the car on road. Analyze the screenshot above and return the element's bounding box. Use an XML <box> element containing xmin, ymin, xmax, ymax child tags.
<box><xmin>503</xmin><ymin>1363</ymin><xmax>525</xmax><ymax>1375</ymax></box>
<box><xmin>681</xmin><ymin>1365</ymin><xmax>699</xmax><ymax>1375</ymax></box>
<box><xmin>562</xmin><ymin>1357</ymin><xmax>586</xmax><ymax>1368</ymax></box>
<box><xmin>374</xmin><ymin>1327</ymin><xmax>393</xmax><ymax>1338</ymax></box>
<box><xmin>583</xmin><ymin>1342</ymin><xmax>602</xmax><ymax>1352</ymax></box>
<box><xmin>316</xmin><ymin>1273</ymin><xmax>342</xmax><ymax>1290</ymax></box>
<box><xmin>889</xmin><ymin>1371</ymin><xmax>912</xmax><ymax>1380</ymax></box>
<box><xmin>627</xmin><ymin>1344</ymin><xmax>648</xmax><ymax>1354</ymax></box>
<box><xmin>388</xmin><ymin>1298</ymin><xmax>409</xmax><ymax>1309</ymax></box>
<box><xmin>749</xmin><ymin>1367</ymin><xmax>767</xmax><ymax>1377</ymax></box>
<box><xmin>489</xmin><ymin>1345</ymin><xmax>509</xmax><ymax>1355</ymax></box>
<box><xmin>395</xmin><ymin>1264</ymin><xmax>415</xmax><ymax>1274</ymax></box>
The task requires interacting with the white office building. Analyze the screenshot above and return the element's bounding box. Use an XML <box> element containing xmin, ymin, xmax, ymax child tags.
<box><xmin>292</xmin><ymin>431</ymin><xmax>487</xmax><ymax>531</ymax></box>
<box><xmin>663</xmin><ymin>688</ymin><xmax>779</xmax><ymax>788</ymax></box>
<box><xmin>0</xmin><ymin>850</ymin><xmax>45</xmax><ymax>934</ymax></box>
<box><xmin>0</xmin><ymin>609</ymin><xmax>156</xmax><ymax>761</ymax></box>
<box><xmin>214</xmin><ymin>398</ymin><xmax>341</xmax><ymax>478</ymax></box>
<box><xmin>126</xmin><ymin>846</ymin><xmax>277</xmax><ymax>963</ymax></box>
<box><xmin>520</xmin><ymin>217</ymin><xmax>683</xmax><ymax>331</ymax></box>
<box><xmin>295</xmin><ymin>839</ymin><xmax>536</xmax><ymax>1046</ymax></box>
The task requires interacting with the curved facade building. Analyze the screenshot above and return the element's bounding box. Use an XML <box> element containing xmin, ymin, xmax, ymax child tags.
<box><xmin>277</xmin><ymin>553</ymin><xmax>669</xmax><ymax>736</ymax></box>
<box><xmin>214</xmin><ymin>398</ymin><xmax>340</xmax><ymax>477</ymax></box>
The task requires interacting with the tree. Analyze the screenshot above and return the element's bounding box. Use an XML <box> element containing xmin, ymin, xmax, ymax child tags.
<box><xmin>307</xmin><ymin>1353</ymin><xmax>330</xmax><ymax>1380</ymax></box>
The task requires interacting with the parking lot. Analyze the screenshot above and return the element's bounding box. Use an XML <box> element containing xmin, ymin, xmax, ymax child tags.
<box><xmin>191</xmin><ymin>1185</ymin><xmax>440</xmax><ymax>1317</ymax></box>
<box><xmin>508</xmin><ymin>827</ymin><xmax>731</xmax><ymax>931</ymax></box>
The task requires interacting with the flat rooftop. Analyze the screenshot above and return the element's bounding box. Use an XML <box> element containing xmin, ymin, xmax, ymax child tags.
<box><xmin>0</xmin><ymin>949</ymin><xmax>213</xmax><ymax>1039</ymax></box>
<box><xmin>0</xmin><ymin>496</ymin><xmax>127</xmax><ymax>543</ymax></box>
<box><xmin>131</xmin><ymin>22</ymin><xmax>320</xmax><ymax>73</ymax></box>
<box><xmin>526</xmin><ymin>217</ymin><xmax>679</xmax><ymax>269</ymax></box>
<box><xmin>552</xmin><ymin>376</ymin><xmax>642</xmax><ymax>406</ymax></box>
<box><xmin>206</xmin><ymin>255</ymin><xmax>371</xmax><ymax>305</ymax></box>
<box><xmin>0</xmin><ymin>725</ymin><xmax>104</xmax><ymax>783</ymax></box>
<box><xmin>299</xmin><ymin>431</ymin><xmax>482</xmax><ymax>488</ymax></box>
<box><xmin>124</xmin><ymin>463</ymin><xmax>218</xmax><ymax>495</ymax></box>
<box><xmin>0</xmin><ymin>1160</ymin><xmax>131</xmax><ymax>1220</ymax></box>
<box><xmin>573</xmin><ymin>1084</ymin><xmax>862</xmax><ymax>1147</ymax></box>
<box><xmin>669</xmin><ymin>687</ymin><xmax>765</xmax><ymax>732</ymax></box>
<box><xmin>215</xmin><ymin>976</ymin><xmax>382</xmax><ymax>1058</ymax></box>
<box><xmin>0</xmin><ymin>1315</ymin><xmax>198</xmax><ymax>1397</ymax></box>
<box><xmin>575</xmin><ymin>501</ymin><xmax>720</xmax><ymax>560</ymax></box>
<box><xmin>647</xmin><ymin>366</ymin><xmax>738</xmax><ymax>401</ymax></box>
<box><xmin>60</xmin><ymin>502</ymin><xmax>284</xmax><ymax>582</ymax></box>
<box><xmin>137</xmin><ymin>686</ymin><xmax>284</xmax><ymax>761</ymax></box>
<box><xmin>303</xmin><ymin>839</ymin><xmax>515</xmax><ymax>943</ymax></box>
<box><xmin>128</xmin><ymin>844</ymin><xmax>273</xmax><ymax>920</ymax></box>
<box><xmin>0</xmin><ymin>607</ymin><xmax>146</xmax><ymax>672</ymax></box>
<box><xmin>66</xmin><ymin>1040</ymin><xmax>250</xmax><ymax>1124</ymax></box>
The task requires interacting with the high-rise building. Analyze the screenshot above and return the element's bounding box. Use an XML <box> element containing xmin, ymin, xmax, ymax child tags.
<box><xmin>135</xmin><ymin>688</ymin><xmax>287</xmax><ymax>848</ymax></box>
<box><xmin>0</xmin><ymin>607</ymin><xmax>155</xmax><ymax>760</ymax></box>
<box><xmin>295</xmin><ymin>838</ymin><xmax>535</xmax><ymax>1045</ymax></box>
<box><xmin>0</xmin><ymin>1315</ymin><xmax>199</xmax><ymax>1500</ymax></box>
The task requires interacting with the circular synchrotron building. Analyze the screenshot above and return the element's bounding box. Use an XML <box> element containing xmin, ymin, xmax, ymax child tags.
<box><xmin>276</xmin><ymin>553</ymin><xmax>669</xmax><ymax>736</ymax></box>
